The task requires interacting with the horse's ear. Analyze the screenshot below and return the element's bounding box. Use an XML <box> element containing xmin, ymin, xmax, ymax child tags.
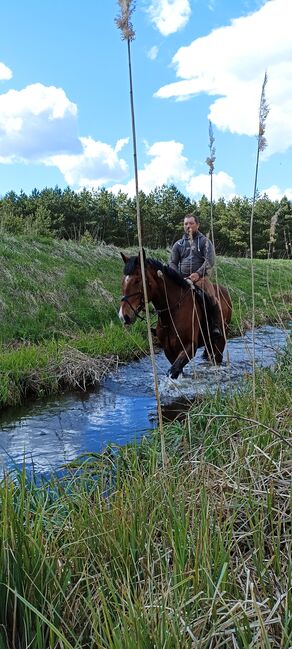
<box><xmin>120</xmin><ymin>252</ymin><xmax>129</xmax><ymax>264</ymax></box>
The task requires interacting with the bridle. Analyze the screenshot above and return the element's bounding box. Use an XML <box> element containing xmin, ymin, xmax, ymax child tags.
<box><xmin>120</xmin><ymin>289</ymin><xmax>145</xmax><ymax>320</ymax></box>
<box><xmin>121</xmin><ymin>280</ymin><xmax>191</xmax><ymax>323</ymax></box>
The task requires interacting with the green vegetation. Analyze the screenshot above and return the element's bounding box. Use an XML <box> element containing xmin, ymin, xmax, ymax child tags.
<box><xmin>0</xmin><ymin>349</ymin><xmax>291</xmax><ymax>647</ymax></box>
<box><xmin>0</xmin><ymin>234</ymin><xmax>291</xmax><ymax>408</ymax></box>
<box><xmin>0</xmin><ymin>184</ymin><xmax>291</xmax><ymax>256</ymax></box>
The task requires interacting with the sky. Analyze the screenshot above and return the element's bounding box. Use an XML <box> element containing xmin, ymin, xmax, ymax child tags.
<box><xmin>1</xmin><ymin>0</ymin><xmax>292</xmax><ymax>202</ymax></box>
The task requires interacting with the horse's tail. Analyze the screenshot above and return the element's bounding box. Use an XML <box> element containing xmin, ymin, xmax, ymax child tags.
<box><xmin>215</xmin><ymin>284</ymin><xmax>232</xmax><ymax>325</ymax></box>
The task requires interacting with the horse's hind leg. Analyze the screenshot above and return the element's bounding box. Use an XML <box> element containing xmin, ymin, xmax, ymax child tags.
<box><xmin>168</xmin><ymin>346</ymin><xmax>194</xmax><ymax>379</ymax></box>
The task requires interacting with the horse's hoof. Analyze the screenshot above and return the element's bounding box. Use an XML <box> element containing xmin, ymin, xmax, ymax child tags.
<box><xmin>167</xmin><ymin>368</ymin><xmax>178</xmax><ymax>379</ymax></box>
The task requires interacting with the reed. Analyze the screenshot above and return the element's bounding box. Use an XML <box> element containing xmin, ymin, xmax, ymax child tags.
<box><xmin>206</xmin><ymin>120</ymin><xmax>216</xmax><ymax>249</ymax></box>
<box><xmin>250</xmin><ymin>72</ymin><xmax>269</xmax><ymax>400</ymax></box>
<box><xmin>116</xmin><ymin>0</ymin><xmax>166</xmax><ymax>466</ymax></box>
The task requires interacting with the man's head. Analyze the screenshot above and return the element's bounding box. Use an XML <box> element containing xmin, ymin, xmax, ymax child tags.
<box><xmin>183</xmin><ymin>214</ymin><xmax>199</xmax><ymax>237</ymax></box>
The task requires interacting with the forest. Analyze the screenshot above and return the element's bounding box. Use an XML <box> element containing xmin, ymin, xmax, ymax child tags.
<box><xmin>0</xmin><ymin>184</ymin><xmax>291</xmax><ymax>258</ymax></box>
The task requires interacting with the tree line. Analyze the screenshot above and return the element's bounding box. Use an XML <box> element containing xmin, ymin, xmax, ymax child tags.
<box><xmin>0</xmin><ymin>184</ymin><xmax>291</xmax><ymax>258</ymax></box>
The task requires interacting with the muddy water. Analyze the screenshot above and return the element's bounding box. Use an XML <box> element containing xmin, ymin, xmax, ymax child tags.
<box><xmin>0</xmin><ymin>324</ymin><xmax>290</xmax><ymax>476</ymax></box>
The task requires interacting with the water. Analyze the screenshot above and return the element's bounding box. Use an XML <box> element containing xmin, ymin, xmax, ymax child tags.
<box><xmin>0</xmin><ymin>324</ymin><xmax>290</xmax><ymax>476</ymax></box>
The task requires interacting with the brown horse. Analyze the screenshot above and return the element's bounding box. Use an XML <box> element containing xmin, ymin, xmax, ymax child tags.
<box><xmin>119</xmin><ymin>252</ymin><xmax>232</xmax><ymax>379</ymax></box>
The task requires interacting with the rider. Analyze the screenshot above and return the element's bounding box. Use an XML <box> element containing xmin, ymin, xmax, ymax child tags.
<box><xmin>169</xmin><ymin>213</ymin><xmax>222</xmax><ymax>338</ymax></box>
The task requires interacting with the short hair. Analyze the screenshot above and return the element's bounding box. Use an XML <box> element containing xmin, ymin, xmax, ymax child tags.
<box><xmin>184</xmin><ymin>213</ymin><xmax>199</xmax><ymax>224</ymax></box>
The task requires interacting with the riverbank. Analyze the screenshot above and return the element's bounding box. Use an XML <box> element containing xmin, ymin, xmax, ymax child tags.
<box><xmin>0</xmin><ymin>234</ymin><xmax>291</xmax><ymax>408</ymax></box>
<box><xmin>0</xmin><ymin>349</ymin><xmax>291</xmax><ymax>648</ymax></box>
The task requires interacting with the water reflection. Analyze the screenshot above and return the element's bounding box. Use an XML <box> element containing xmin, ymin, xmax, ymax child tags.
<box><xmin>0</xmin><ymin>324</ymin><xmax>290</xmax><ymax>476</ymax></box>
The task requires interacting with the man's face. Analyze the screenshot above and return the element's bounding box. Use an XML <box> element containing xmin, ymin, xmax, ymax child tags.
<box><xmin>184</xmin><ymin>217</ymin><xmax>199</xmax><ymax>236</ymax></box>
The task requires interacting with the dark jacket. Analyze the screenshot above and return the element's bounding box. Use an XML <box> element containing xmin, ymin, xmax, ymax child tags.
<box><xmin>169</xmin><ymin>232</ymin><xmax>215</xmax><ymax>278</ymax></box>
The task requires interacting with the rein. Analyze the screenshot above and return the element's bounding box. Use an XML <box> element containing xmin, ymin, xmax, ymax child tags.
<box><xmin>156</xmin><ymin>285</ymin><xmax>190</xmax><ymax>318</ymax></box>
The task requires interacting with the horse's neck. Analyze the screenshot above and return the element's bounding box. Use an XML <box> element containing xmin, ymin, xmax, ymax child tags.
<box><xmin>152</xmin><ymin>276</ymin><xmax>183</xmax><ymax>313</ymax></box>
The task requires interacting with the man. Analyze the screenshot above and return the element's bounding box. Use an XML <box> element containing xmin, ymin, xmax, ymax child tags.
<box><xmin>169</xmin><ymin>214</ymin><xmax>222</xmax><ymax>338</ymax></box>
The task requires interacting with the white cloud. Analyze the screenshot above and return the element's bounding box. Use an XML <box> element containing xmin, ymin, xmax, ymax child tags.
<box><xmin>109</xmin><ymin>139</ymin><xmax>236</xmax><ymax>199</ymax></box>
<box><xmin>0</xmin><ymin>62</ymin><xmax>12</xmax><ymax>81</ymax></box>
<box><xmin>110</xmin><ymin>140</ymin><xmax>191</xmax><ymax>195</ymax></box>
<box><xmin>187</xmin><ymin>171</ymin><xmax>236</xmax><ymax>200</ymax></box>
<box><xmin>147</xmin><ymin>46</ymin><xmax>159</xmax><ymax>60</ymax></box>
<box><xmin>155</xmin><ymin>0</ymin><xmax>292</xmax><ymax>156</ymax></box>
<box><xmin>147</xmin><ymin>0</ymin><xmax>191</xmax><ymax>36</ymax></box>
<box><xmin>0</xmin><ymin>82</ymin><xmax>129</xmax><ymax>190</ymax></box>
<box><xmin>46</xmin><ymin>136</ymin><xmax>129</xmax><ymax>189</ymax></box>
<box><xmin>262</xmin><ymin>184</ymin><xmax>292</xmax><ymax>200</ymax></box>
<box><xmin>0</xmin><ymin>83</ymin><xmax>80</xmax><ymax>161</ymax></box>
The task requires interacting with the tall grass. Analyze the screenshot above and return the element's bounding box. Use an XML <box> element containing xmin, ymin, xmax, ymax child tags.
<box><xmin>0</xmin><ymin>349</ymin><xmax>291</xmax><ymax>647</ymax></box>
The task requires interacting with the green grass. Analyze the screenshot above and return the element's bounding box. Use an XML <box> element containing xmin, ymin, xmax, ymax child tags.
<box><xmin>0</xmin><ymin>234</ymin><xmax>291</xmax><ymax>408</ymax></box>
<box><xmin>0</xmin><ymin>352</ymin><xmax>291</xmax><ymax>648</ymax></box>
<box><xmin>216</xmin><ymin>256</ymin><xmax>292</xmax><ymax>333</ymax></box>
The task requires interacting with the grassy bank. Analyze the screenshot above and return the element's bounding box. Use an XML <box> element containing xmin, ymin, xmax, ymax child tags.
<box><xmin>0</xmin><ymin>233</ymin><xmax>291</xmax><ymax>408</ymax></box>
<box><xmin>0</xmin><ymin>350</ymin><xmax>291</xmax><ymax>648</ymax></box>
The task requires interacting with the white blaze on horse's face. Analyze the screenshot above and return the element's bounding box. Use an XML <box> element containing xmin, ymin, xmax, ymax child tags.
<box><xmin>119</xmin><ymin>275</ymin><xmax>129</xmax><ymax>322</ymax></box>
<box><xmin>119</xmin><ymin>276</ymin><xmax>127</xmax><ymax>323</ymax></box>
<box><xmin>118</xmin><ymin>305</ymin><xmax>125</xmax><ymax>323</ymax></box>
<box><xmin>119</xmin><ymin>274</ymin><xmax>137</xmax><ymax>325</ymax></box>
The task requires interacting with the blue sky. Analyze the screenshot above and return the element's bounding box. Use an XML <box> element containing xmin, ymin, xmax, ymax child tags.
<box><xmin>1</xmin><ymin>0</ymin><xmax>291</xmax><ymax>201</ymax></box>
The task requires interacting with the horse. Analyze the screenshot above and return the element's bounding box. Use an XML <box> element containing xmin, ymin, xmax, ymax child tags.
<box><xmin>119</xmin><ymin>251</ymin><xmax>232</xmax><ymax>379</ymax></box>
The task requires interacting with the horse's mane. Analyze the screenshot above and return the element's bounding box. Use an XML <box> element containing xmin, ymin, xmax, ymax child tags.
<box><xmin>123</xmin><ymin>255</ymin><xmax>214</xmax><ymax>319</ymax></box>
<box><xmin>124</xmin><ymin>256</ymin><xmax>190</xmax><ymax>290</ymax></box>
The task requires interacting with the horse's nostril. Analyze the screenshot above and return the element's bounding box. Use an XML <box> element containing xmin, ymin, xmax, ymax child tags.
<box><xmin>124</xmin><ymin>314</ymin><xmax>131</xmax><ymax>325</ymax></box>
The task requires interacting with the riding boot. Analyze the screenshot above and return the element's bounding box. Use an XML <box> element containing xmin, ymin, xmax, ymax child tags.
<box><xmin>210</xmin><ymin>303</ymin><xmax>222</xmax><ymax>339</ymax></box>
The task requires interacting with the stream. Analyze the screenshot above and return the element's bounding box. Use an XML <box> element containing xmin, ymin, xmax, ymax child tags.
<box><xmin>0</xmin><ymin>324</ymin><xmax>290</xmax><ymax>477</ymax></box>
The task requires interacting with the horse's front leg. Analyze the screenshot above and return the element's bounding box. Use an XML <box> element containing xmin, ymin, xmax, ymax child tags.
<box><xmin>203</xmin><ymin>332</ymin><xmax>226</xmax><ymax>364</ymax></box>
<box><xmin>168</xmin><ymin>344</ymin><xmax>194</xmax><ymax>379</ymax></box>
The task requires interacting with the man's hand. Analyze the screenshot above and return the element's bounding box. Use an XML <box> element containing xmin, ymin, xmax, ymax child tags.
<box><xmin>188</xmin><ymin>272</ymin><xmax>200</xmax><ymax>283</ymax></box>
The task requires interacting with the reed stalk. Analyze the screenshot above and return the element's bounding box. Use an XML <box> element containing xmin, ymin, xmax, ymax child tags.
<box><xmin>250</xmin><ymin>72</ymin><xmax>269</xmax><ymax>400</ymax></box>
<box><xmin>206</xmin><ymin>121</ymin><xmax>229</xmax><ymax>362</ymax></box>
<box><xmin>115</xmin><ymin>0</ymin><xmax>166</xmax><ymax>466</ymax></box>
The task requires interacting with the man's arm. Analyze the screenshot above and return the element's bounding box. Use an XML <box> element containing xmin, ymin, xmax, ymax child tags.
<box><xmin>196</xmin><ymin>237</ymin><xmax>215</xmax><ymax>278</ymax></box>
<box><xmin>169</xmin><ymin>242</ymin><xmax>181</xmax><ymax>271</ymax></box>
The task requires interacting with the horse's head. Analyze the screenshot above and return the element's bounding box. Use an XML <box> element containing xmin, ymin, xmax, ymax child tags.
<box><xmin>119</xmin><ymin>251</ymin><xmax>146</xmax><ymax>325</ymax></box>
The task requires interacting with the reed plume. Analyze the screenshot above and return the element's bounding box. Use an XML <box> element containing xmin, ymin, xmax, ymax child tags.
<box><xmin>206</xmin><ymin>120</ymin><xmax>216</xmax><ymax>247</ymax></box>
<box><xmin>268</xmin><ymin>209</ymin><xmax>279</xmax><ymax>253</ymax></box>
<box><xmin>205</xmin><ymin>122</ymin><xmax>228</xmax><ymax>362</ymax></box>
<box><xmin>116</xmin><ymin>0</ymin><xmax>166</xmax><ymax>465</ymax></box>
<box><xmin>250</xmin><ymin>72</ymin><xmax>269</xmax><ymax>400</ymax></box>
<box><xmin>115</xmin><ymin>0</ymin><xmax>135</xmax><ymax>41</ymax></box>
